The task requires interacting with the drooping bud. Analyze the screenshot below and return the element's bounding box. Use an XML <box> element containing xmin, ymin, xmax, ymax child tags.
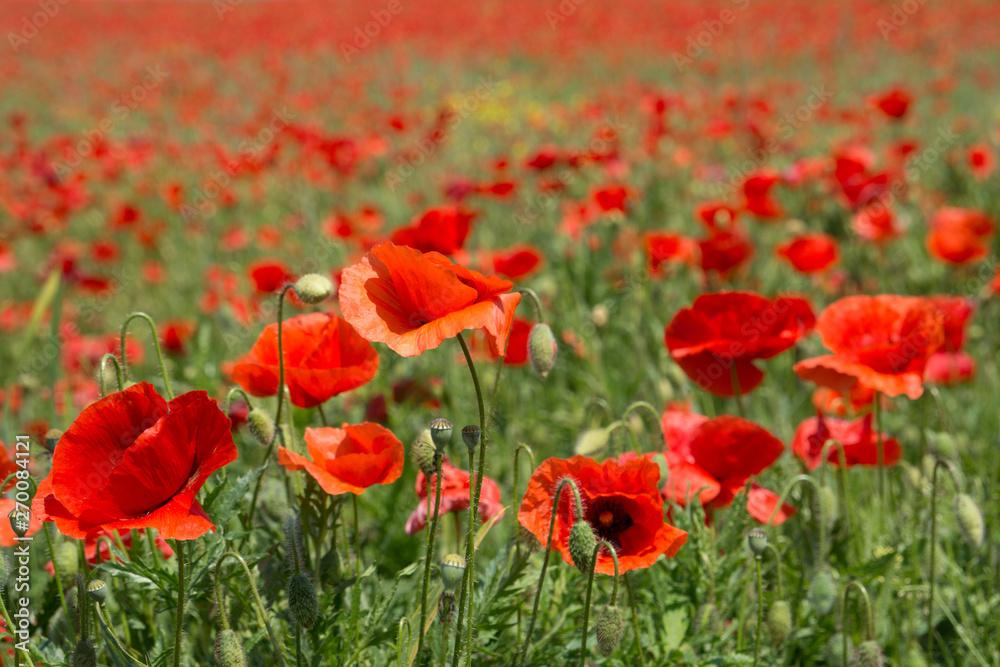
<box><xmin>86</xmin><ymin>580</ymin><xmax>108</xmax><ymax>604</ymax></box>
<box><xmin>747</xmin><ymin>528</ymin><xmax>768</xmax><ymax>557</ymax></box>
<box><xmin>568</xmin><ymin>521</ymin><xmax>597</xmax><ymax>575</ymax></box>
<box><xmin>851</xmin><ymin>640</ymin><xmax>885</xmax><ymax>667</ymax></box>
<box><xmin>286</xmin><ymin>573</ymin><xmax>319</xmax><ymax>630</ymax></box>
<box><xmin>809</xmin><ymin>569</ymin><xmax>836</xmax><ymax>616</ymax></box>
<box><xmin>694</xmin><ymin>602</ymin><xmax>721</xmax><ymax>634</ymax></box>
<box><xmin>8</xmin><ymin>506</ymin><xmax>29</xmax><ymax>538</ymax></box>
<box><xmin>411</xmin><ymin>429</ymin><xmax>437</xmax><ymax>478</ymax></box>
<box><xmin>439</xmin><ymin>554</ymin><xmax>466</xmax><ymax>591</ymax></box>
<box><xmin>69</xmin><ymin>639</ymin><xmax>97</xmax><ymax>667</ymax></box>
<box><xmin>429</xmin><ymin>418</ymin><xmax>453</xmax><ymax>450</ymax></box>
<box><xmin>461</xmin><ymin>425</ymin><xmax>481</xmax><ymax>452</ymax></box>
<box><xmin>574</xmin><ymin>427</ymin><xmax>610</xmax><ymax>457</ymax></box>
<box><xmin>527</xmin><ymin>323</ymin><xmax>557</xmax><ymax>379</ymax></box>
<box><xmin>953</xmin><ymin>493</ymin><xmax>984</xmax><ymax>548</ymax></box>
<box><xmin>293</xmin><ymin>274</ymin><xmax>334</xmax><ymax>304</ymax></box>
<box><xmin>246</xmin><ymin>409</ymin><xmax>276</xmax><ymax>447</ymax></box>
<box><xmin>214</xmin><ymin>628</ymin><xmax>249</xmax><ymax>667</ymax></box>
<box><xmin>817</xmin><ymin>485</ymin><xmax>838</xmax><ymax>531</ymax></box>
<box><xmin>766</xmin><ymin>600</ymin><xmax>792</xmax><ymax>647</ymax></box>
<box><xmin>596</xmin><ymin>604</ymin><xmax>626</xmax><ymax>657</ymax></box>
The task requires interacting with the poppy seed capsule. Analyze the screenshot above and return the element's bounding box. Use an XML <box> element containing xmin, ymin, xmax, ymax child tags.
<box><xmin>214</xmin><ymin>628</ymin><xmax>249</xmax><ymax>667</ymax></box>
<box><xmin>69</xmin><ymin>639</ymin><xmax>97</xmax><ymax>667</ymax></box>
<box><xmin>953</xmin><ymin>493</ymin><xmax>984</xmax><ymax>548</ymax></box>
<box><xmin>747</xmin><ymin>528</ymin><xmax>768</xmax><ymax>557</ymax></box>
<box><xmin>412</xmin><ymin>429</ymin><xmax>437</xmax><ymax>477</ymax></box>
<box><xmin>246</xmin><ymin>409</ymin><xmax>276</xmax><ymax>447</ymax></box>
<box><xmin>461</xmin><ymin>425</ymin><xmax>481</xmax><ymax>452</ymax></box>
<box><xmin>429</xmin><ymin>418</ymin><xmax>453</xmax><ymax>450</ymax></box>
<box><xmin>596</xmin><ymin>604</ymin><xmax>626</xmax><ymax>657</ymax></box>
<box><xmin>293</xmin><ymin>273</ymin><xmax>334</xmax><ymax>304</ymax></box>
<box><xmin>86</xmin><ymin>579</ymin><xmax>108</xmax><ymax>604</ymax></box>
<box><xmin>852</xmin><ymin>640</ymin><xmax>885</xmax><ymax>667</ymax></box>
<box><xmin>809</xmin><ymin>570</ymin><xmax>837</xmax><ymax>616</ymax></box>
<box><xmin>568</xmin><ymin>520</ymin><xmax>597</xmax><ymax>574</ymax></box>
<box><xmin>286</xmin><ymin>573</ymin><xmax>319</xmax><ymax>630</ymax></box>
<box><xmin>767</xmin><ymin>600</ymin><xmax>792</xmax><ymax>647</ymax></box>
<box><xmin>44</xmin><ymin>428</ymin><xmax>62</xmax><ymax>452</ymax></box>
<box><xmin>439</xmin><ymin>554</ymin><xmax>466</xmax><ymax>591</ymax></box>
<box><xmin>528</xmin><ymin>323</ymin><xmax>557</xmax><ymax>379</ymax></box>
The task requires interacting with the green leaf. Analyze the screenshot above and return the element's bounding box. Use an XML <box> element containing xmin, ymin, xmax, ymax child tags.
<box><xmin>97</xmin><ymin>604</ymin><xmax>150</xmax><ymax>667</ymax></box>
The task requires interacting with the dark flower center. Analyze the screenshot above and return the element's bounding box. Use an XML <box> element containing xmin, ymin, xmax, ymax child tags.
<box><xmin>587</xmin><ymin>497</ymin><xmax>633</xmax><ymax>549</ymax></box>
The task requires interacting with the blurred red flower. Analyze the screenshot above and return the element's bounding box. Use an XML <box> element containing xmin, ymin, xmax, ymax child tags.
<box><xmin>792</xmin><ymin>412</ymin><xmax>902</xmax><ymax>470</ymax></box>
<box><xmin>926</xmin><ymin>207</ymin><xmax>994</xmax><ymax>265</ymax></box>
<box><xmin>872</xmin><ymin>87</ymin><xmax>912</xmax><ymax>119</ymax></box>
<box><xmin>491</xmin><ymin>244</ymin><xmax>543</xmax><ymax>279</ymax></box>
<box><xmin>742</xmin><ymin>169</ymin><xmax>782</xmax><ymax>219</ymax></box>
<box><xmin>391</xmin><ymin>205</ymin><xmax>474</xmax><ymax>255</ymax></box>
<box><xmin>406</xmin><ymin>457</ymin><xmax>502</xmax><ymax>534</ymax></box>
<box><xmin>248</xmin><ymin>259</ymin><xmax>294</xmax><ymax>294</ymax></box>
<box><xmin>279</xmin><ymin>423</ymin><xmax>404</xmax><ymax>495</ymax></box>
<box><xmin>776</xmin><ymin>233</ymin><xmax>839</xmax><ymax>274</ymax></box>
<box><xmin>644</xmin><ymin>232</ymin><xmax>697</xmax><ymax>273</ymax></box>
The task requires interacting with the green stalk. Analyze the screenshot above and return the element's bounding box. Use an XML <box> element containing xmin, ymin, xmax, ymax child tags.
<box><xmin>579</xmin><ymin>540</ymin><xmax>619</xmax><ymax>666</ymax></box>
<box><xmin>842</xmin><ymin>581</ymin><xmax>875</xmax><ymax>667</ymax></box>
<box><xmin>215</xmin><ymin>551</ymin><xmax>290</xmax><ymax>667</ymax></box>
<box><xmin>173</xmin><ymin>540</ymin><xmax>185</xmax><ymax>667</ymax></box>
<box><xmin>753</xmin><ymin>557</ymin><xmax>763</xmax><ymax>667</ymax></box>
<box><xmin>119</xmin><ymin>312</ymin><xmax>174</xmax><ymax>399</ymax></box>
<box><xmin>623</xmin><ymin>573</ymin><xmax>647</xmax><ymax>667</ymax></box>
<box><xmin>418</xmin><ymin>453</ymin><xmax>445</xmax><ymax>666</ymax></box>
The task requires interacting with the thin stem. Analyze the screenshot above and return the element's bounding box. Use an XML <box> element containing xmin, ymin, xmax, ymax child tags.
<box><xmin>119</xmin><ymin>312</ymin><xmax>174</xmax><ymax>399</ymax></box>
<box><xmin>753</xmin><ymin>557</ymin><xmax>763</xmax><ymax>667</ymax></box>
<box><xmin>173</xmin><ymin>540</ymin><xmax>185</xmax><ymax>667</ymax></box>
<box><xmin>317</xmin><ymin>403</ymin><xmax>329</xmax><ymax>426</ymax></box>
<box><xmin>579</xmin><ymin>540</ymin><xmax>619</xmax><ymax>667</ymax></box>
<box><xmin>927</xmin><ymin>459</ymin><xmax>959</xmax><ymax>658</ymax></box>
<box><xmin>842</xmin><ymin>581</ymin><xmax>875</xmax><ymax>667</ymax></box>
<box><xmin>98</xmin><ymin>353</ymin><xmax>124</xmax><ymax>397</ymax></box>
<box><xmin>224</xmin><ymin>387</ymin><xmax>254</xmax><ymax>415</ymax></box>
<box><xmin>621</xmin><ymin>401</ymin><xmax>664</xmax><ymax>453</ymax></box>
<box><xmin>512</xmin><ymin>444</ymin><xmax>535</xmax><ymax>649</ymax></box>
<box><xmin>515</xmin><ymin>287</ymin><xmax>544</xmax><ymax>322</ymax></box>
<box><xmin>765</xmin><ymin>473</ymin><xmax>822</xmax><ymax>566</ymax></box>
<box><xmin>623</xmin><ymin>573</ymin><xmax>647</xmax><ymax>667</ymax></box>
<box><xmin>352</xmin><ymin>494</ymin><xmax>362</xmax><ymax>577</ymax></box>
<box><xmin>450</xmin><ymin>448</ymin><xmax>475</xmax><ymax>667</ymax></box>
<box><xmin>419</xmin><ymin>453</ymin><xmax>444</xmax><ymax>666</ymax></box>
<box><xmin>42</xmin><ymin>523</ymin><xmax>75</xmax><ymax>644</ymax></box>
<box><xmin>215</xmin><ymin>551</ymin><xmax>290</xmax><ymax>667</ymax></box>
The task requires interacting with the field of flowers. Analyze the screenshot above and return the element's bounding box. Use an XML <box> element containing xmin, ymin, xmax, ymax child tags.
<box><xmin>1</xmin><ymin>0</ymin><xmax>999</xmax><ymax>664</ymax></box>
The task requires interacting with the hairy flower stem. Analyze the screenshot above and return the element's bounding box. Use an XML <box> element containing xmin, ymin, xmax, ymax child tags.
<box><xmin>928</xmin><ymin>459</ymin><xmax>959</xmax><ymax>658</ymax></box>
<box><xmin>579</xmin><ymin>540</ymin><xmax>619</xmax><ymax>667</ymax></box>
<box><xmin>98</xmin><ymin>353</ymin><xmax>124</xmax><ymax>397</ymax></box>
<box><xmin>418</xmin><ymin>453</ymin><xmax>445</xmax><ymax>665</ymax></box>
<box><xmin>842</xmin><ymin>581</ymin><xmax>875</xmax><ymax>667</ymax></box>
<box><xmin>216</xmin><ymin>551</ymin><xmax>290</xmax><ymax>667</ymax></box>
<box><xmin>766</xmin><ymin>474</ymin><xmax>825</xmax><ymax>560</ymax></box>
<box><xmin>624</xmin><ymin>573</ymin><xmax>647</xmax><ymax>667</ymax></box>
<box><xmin>753</xmin><ymin>557</ymin><xmax>763</xmax><ymax>667</ymax></box>
<box><xmin>512</xmin><ymin>444</ymin><xmax>535</xmax><ymax>649</ymax></box>
<box><xmin>173</xmin><ymin>541</ymin><xmax>185</xmax><ymax>667</ymax></box>
<box><xmin>119</xmin><ymin>312</ymin><xmax>174</xmax><ymax>399</ymax></box>
<box><xmin>517</xmin><ymin>478</ymin><xmax>585</xmax><ymax>667</ymax></box>
<box><xmin>450</xmin><ymin>448</ymin><xmax>475</xmax><ymax>667</ymax></box>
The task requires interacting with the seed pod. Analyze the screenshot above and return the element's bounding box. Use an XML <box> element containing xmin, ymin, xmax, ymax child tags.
<box><xmin>214</xmin><ymin>628</ymin><xmax>249</xmax><ymax>667</ymax></box>
<box><xmin>953</xmin><ymin>493</ymin><xmax>984</xmax><ymax>548</ymax></box>
<box><xmin>429</xmin><ymin>418</ymin><xmax>453</xmax><ymax>450</ymax></box>
<box><xmin>527</xmin><ymin>323</ymin><xmax>557</xmax><ymax>379</ymax></box>
<box><xmin>747</xmin><ymin>528</ymin><xmax>768</xmax><ymax>557</ymax></box>
<box><xmin>596</xmin><ymin>604</ymin><xmax>626</xmax><ymax>657</ymax></box>
<box><xmin>293</xmin><ymin>274</ymin><xmax>334</xmax><ymax>304</ymax></box>
<box><xmin>411</xmin><ymin>429</ymin><xmax>437</xmax><ymax>478</ymax></box>
<box><xmin>851</xmin><ymin>640</ymin><xmax>885</xmax><ymax>667</ymax></box>
<box><xmin>694</xmin><ymin>602</ymin><xmax>721</xmax><ymax>634</ymax></box>
<box><xmin>767</xmin><ymin>600</ymin><xmax>792</xmax><ymax>647</ymax></box>
<box><xmin>286</xmin><ymin>573</ymin><xmax>319</xmax><ymax>630</ymax></box>
<box><xmin>86</xmin><ymin>580</ymin><xmax>108</xmax><ymax>604</ymax></box>
<box><xmin>461</xmin><ymin>425</ymin><xmax>481</xmax><ymax>452</ymax></box>
<box><xmin>69</xmin><ymin>638</ymin><xmax>97</xmax><ymax>667</ymax></box>
<box><xmin>246</xmin><ymin>409</ymin><xmax>276</xmax><ymax>447</ymax></box>
<box><xmin>44</xmin><ymin>428</ymin><xmax>63</xmax><ymax>452</ymax></box>
<box><xmin>439</xmin><ymin>554</ymin><xmax>466</xmax><ymax>591</ymax></box>
<box><xmin>568</xmin><ymin>521</ymin><xmax>597</xmax><ymax>574</ymax></box>
<box><xmin>809</xmin><ymin>569</ymin><xmax>836</xmax><ymax>616</ymax></box>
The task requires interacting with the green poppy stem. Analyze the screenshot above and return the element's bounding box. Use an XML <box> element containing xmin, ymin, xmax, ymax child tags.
<box><xmin>753</xmin><ymin>556</ymin><xmax>763</xmax><ymax>667</ymax></box>
<box><xmin>119</xmin><ymin>312</ymin><xmax>174</xmax><ymax>400</ymax></box>
<box><xmin>173</xmin><ymin>540</ymin><xmax>185</xmax><ymax>667</ymax></box>
<box><xmin>418</xmin><ymin>453</ymin><xmax>445</xmax><ymax>665</ymax></box>
<box><xmin>579</xmin><ymin>540</ymin><xmax>619</xmax><ymax>667</ymax></box>
<box><xmin>842</xmin><ymin>581</ymin><xmax>875</xmax><ymax>667</ymax></box>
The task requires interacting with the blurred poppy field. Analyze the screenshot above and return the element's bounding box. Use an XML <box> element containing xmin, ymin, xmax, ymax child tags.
<box><xmin>1</xmin><ymin>0</ymin><xmax>1000</xmax><ymax>664</ymax></box>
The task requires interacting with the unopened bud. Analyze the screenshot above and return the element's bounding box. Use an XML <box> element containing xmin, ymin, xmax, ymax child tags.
<box><xmin>809</xmin><ymin>569</ymin><xmax>836</xmax><ymax>616</ymax></box>
<box><xmin>461</xmin><ymin>425</ymin><xmax>481</xmax><ymax>452</ymax></box>
<box><xmin>8</xmin><ymin>507</ymin><xmax>29</xmax><ymax>538</ymax></box>
<box><xmin>568</xmin><ymin>520</ymin><xmax>597</xmax><ymax>575</ymax></box>
<box><xmin>767</xmin><ymin>600</ymin><xmax>792</xmax><ymax>647</ymax></box>
<box><xmin>747</xmin><ymin>528</ymin><xmax>768</xmax><ymax>557</ymax></box>
<box><xmin>293</xmin><ymin>274</ymin><xmax>334</xmax><ymax>304</ymax></box>
<box><xmin>596</xmin><ymin>604</ymin><xmax>626</xmax><ymax>657</ymax></box>
<box><xmin>69</xmin><ymin>639</ymin><xmax>97</xmax><ymax>667</ymax></box>
<box><xmin>439</xmin><ymin>554</ymin><xmax>466</xmax><ymax>591</ymax></box>
<box><xmin>852</xmin><ymin>640</ymin><xmax>885</xmax><ymax>667</ymax></box>
<box><xmin>574</xmin><ymin>427</ymin><xmax>610</xmax><ymax>457</ymax></box>
<box><xmin>86</xmin><ymin>580</ymin><xmax>108</xmax><ymax>604</ymax></box>
<box><xmin>214</xmin><ymin>628</ymin><xmax>249</xmax><ymax>667</ymax></box>
<box><xmin>953</xmin><ymin>493</ymin><xmax>984</xmax><ymax>548</ymax></box>
<box><xmin>429</xmin><ymin>418</ymin><xmax>453</xmax><ymax>450</ymax></box>
<box><xmin>286</xmin><ymin>573</ymin><xmax>319</xmax><ymax>630</ymax></box>
<box><xmin>528</xmin><ymin>323</ymin><xmax>557</xmax><ymax>379</ymax></box>
<box><xmin>412</xmin><ymin>429</ymin><xmax>437</xmax><ymax>478</ymax></box>
<box><xmin>246</xmin><ymin>409</ymin><xmax>276</xmax><ymax>446</ymax></box>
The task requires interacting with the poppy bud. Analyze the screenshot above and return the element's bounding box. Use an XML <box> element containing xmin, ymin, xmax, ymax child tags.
<box><xmin>694</xmin><ymin>602</ymin><xmax>721</xmax><ymax>634</ymax></box>
<box><xmin>412</xmin><ymin>429</ymin><xmax>437</xmax><ymax>478</ymax></box>
<box><xmin>817</xmin><ymin>485</ymin><xmax>838</xmax><ymax>531</ymax></box>
<box><xmin>439</xmin><ymin>554</ymin><xmax>466</xmax><ymax>591</ymax></box>
<box><xmin>461</xmin><ymin>425</ymin><xmax>481</xmax><ymax>452</ymax></box>
<box><xmin>86</xmin><ymin>580</ymin><xmax>108</xmax><ymax>604</ymax></box>
<box><xmin>953</xmin><ymin>493</ymin><xmax>984</xmax><ymax>548</ymax></box>
<box><xmin>70</xmin><ymin>639</ymin><xmax>97</xmax><ymax>667</ymax></box>
<box><xmin>596</xmin><ymin>604</ymin><xmax>625</xmax><ymax>657</ymax></box>
<box><xmin>429</xmin><ymin>418</ymin><xmax>453</xmax><ymax>450</ymax></box>
<box><xmin>852</xmin><ymin>640</ymin><xmax>885</xmax><ymax>667</ymax></box>
<box><xmin>747</xmin><ymin>528</ymin><xmax>768</xmax><ymax>557</ymax></box>
<box><xmin>528</xmin><ymin>323</ymin><xmax>557</xmax><ymax>379</ymax></box>
<box><xmin>767</xmin><ymin>600</ymin><xmax>792</xmax><ymax>647</ymax></box>
<box><xmin>286</xmin><ymin>573</ymin><xmax>319</xmax><ymax>630</ymax></box>
<box><xmin>517</xmin><ymin>524</ymin><xmax>542</xmax><ymax>552</ymax></box>
<box><xmin>214</xmin><ymin>628</ymin><xmax>249</xmax><ymax>667</ymax></box>
<box><xmin>809</xmin><ymin>570</ymin><xmax>836</xmax><ymax>616</ymax></box>
<box><xmin>293</xmin><ymin>273</ymin><xmax>334</xmax><ymax>304</ymax></box>
<box><xmin>246</xmin><ymin>409</ymin><xmax>276</xmax><ymax>446</ymax></box>
<box><xmin>55</xmin><ymin>542</ymin><xmax>78</xmax><ymax>580</ymax></box>
<box><xmin>44</xmin><ymin>428</ymin><xmax>62</xmax><ymax>452</ymax></box>
<box><xmin>574</xmin><ymin>427</ymin><xmax>610</xmax><ymax>457</ymax></box>
<box><xmin>8</xmin><ymin>507</ymin><xmax>29</xmax><ymax>538</ymax></box>
<box><xmin>568</xmin><ymin>520</ymin><xmax>597</xmax><ymax>575</ymax></box>
<box><xmin>931</xmin><ymin>431</ymin><xmax>957</xmax><ymax>459</ymax></box>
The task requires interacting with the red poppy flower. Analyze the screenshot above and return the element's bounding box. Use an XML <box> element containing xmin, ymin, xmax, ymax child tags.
<box><xmin>405</xmin><ymin>457</ymin><xmax>502</xmax><ymax>534</ymax></box>
<box><xmin>792</xmin><ymin>412</ymin><xmax>902</xmax><ymax>470</ymax></box>
<box><xmin>794</xmin><ymin>295</ymin><xmax>944</xmax><ymax>399</ymax></box>
<box><xmin>491</xmin><ymin>244</ymin><xmax>543</xmax><ymax>279</ymax></box>
<box><xmin>161</xmin><ymin>320</ymin><xmax>196</xmax><ymax>355</ymax></box>
<box><xmin>485</xmin><ymin>317</ymin><xmax>531</xmax><ymax>365</ymax></box>
<box><xmin>525</xmin><ymin>148</ymin><xmax>559</xmax><ymax>170</ymax></box>
<box><xmin>518</xmin><ymin>455</ymin><xmax>686</xmax><ymax>574</ymax></box>
<box><xmin>924</xmin><ymin>351</ymin><xmax>975</xmax><ymax>385</ymax></box>
<box><xmin>339</xmin><ymin>242</ymin><xmax>521</xmax><ymax>358</ymax></box>
<box><xmin>645</xmin><ymin>232</ymin><xmax>697</xmax><ymax>273</ymax></box>
<box><xmin>776</xmin><ymin>233</ymin><xmax>839</xmax><ymax>274</ymax></box>
<box><xmin>926</xmin><ymin>296</ymin><xmax>974</xmax><ymax>351</ymax></box>
<box><xmin>834</xmin><ymin>148</ymin><xmax>889</xmax><ymax>210</ymax></box>
<box><xmin>0</xmin><ymin>444</ymin><xmax>19</xmax><ymax>493</ymax></box>
<box><xmin>852</xmin><ymin>203</ymin><xmax>901</xmax><ymax>244</ymax></box>
<box><xmin>278</xmin><ymin>423</ymin><xmax>404</xmax><ymax>495</ymax></box>
<box><xmin>232</xmin><ymin>312</ymin><xmax>379</xmax><ymax>408</ymax></box>
<box><xmin>591</xmin><ymin>185</ymin><xmax>632</xmax><ymax>214</ymax></box>
<box><xmin>698</xmin><ymin>229</ymin><xmax>754</xmax><ymax>278</ymax></box>
<box><xmin>742</xmin><ymin>170</ymin><xmax>782</xmax><ymax>219</ymax></box>
<box><xmin>967</xmin><ymin>143</ymin><xmax>995</xmax><ymax>181</ymax></box>
<box><xmin>811</xmin><ymin>385</ymin><xmax>876</xmax><ymax>416</ymax></box>
<box><xmin>926</xmin><ymin>207</ymin><xmax>994</xmax><ymax>265</ymax></box>
<box><xmin>248</xmin><ymin>259</ymin><xmax>294</xmax><ymax>294</ymax></box>
<box><xmin>391</xmin><ymin>205</ymin><xmax>474</xmax><ymax>255</ymax></box>
<box><xmin>0</xmin><ymin>498</ymin><xmax>43</xmax><ymax>547</ymax></box>
<box><xmin>872</xmin><ymin>88</ymin><xmax>912</xmax><ymax>119</ymax></box>
<box><xmin>695</xmin><ymin>201</ymin><xmax>739</xmax><ymax>230</ymax></box>
<box><xmin>32</xmin><ymin>382</ymin><xmax>237</xmax><ymax>540</ymax></box>
<box><xmin>745</xmin><ymin>484</ymin><xmax>796</xmax><ymax>526</ymax></box>
<box><xmin>45</xmin><ymin>528</ymin><xmax>174</xmax><ymax>574</ymax></box>
<box><xmin>665</xmin><ymin>292</ymin><xmax>816</xmax><ymax>396</ymax></box>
